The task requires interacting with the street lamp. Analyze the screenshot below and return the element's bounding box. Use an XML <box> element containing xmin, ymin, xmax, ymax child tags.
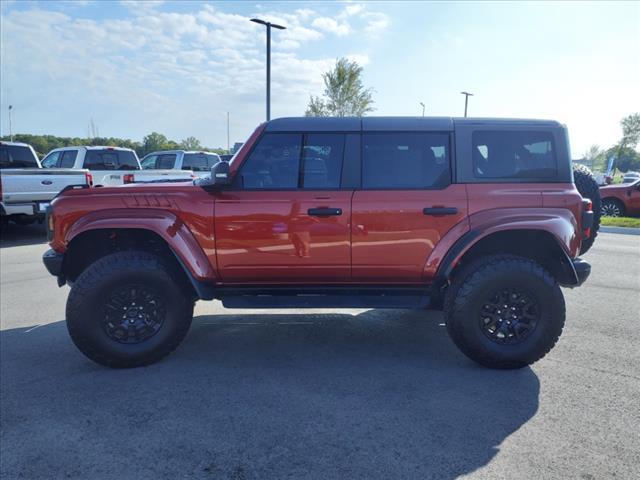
<box><xmin>8</xmin><ymin>105</ymin><xmax>13</xmax><ymax>141</ymax></box>
<box><xmin>419</xmin><ymin>102</ymin><xmax>425</xmax><ymax>117</ymax></box>
<box><xmin>460</xmin><ymin>91</ymin><xmax>473</xmax><ymax>117</ymax></box>
<box><xmin>250</xmin><ymin>18</ymin><xmax>286</xmax><ymax>121</ymax></box>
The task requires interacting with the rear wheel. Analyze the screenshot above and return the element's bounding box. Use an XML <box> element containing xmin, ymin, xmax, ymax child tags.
<box><xmin>601</xmin><ymin>198</ymin><xmax>625</xmax><ymax>217</ymax></box>
<box><xmin>573</xmin><ymin>164</ymin><xmax>601</xmax><ymax>254</ymax></box>
<box><xmin>66</xmin><ymin>251</ymin><xmax>194</xmax><ymax>368</ymax></box>
<box><xmin>444</xmin><ymin>255</ymin><xmax>565</xmax><ymax>369</ymax></box>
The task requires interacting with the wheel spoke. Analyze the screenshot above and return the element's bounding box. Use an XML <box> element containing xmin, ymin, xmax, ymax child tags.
<box><xmin>479</xmin><ymin>288</ymin><xmax>539</xmax><ymax>345</ymax></box>
<box><xmin>101</xmin><ymin>284</ymin><xmax>165</xmax><ymax>344</ymax></box>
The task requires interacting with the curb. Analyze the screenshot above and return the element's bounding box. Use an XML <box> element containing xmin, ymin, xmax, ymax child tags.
<box><xmin>600</xmin><ymin>226</ymin><xmax>640</xmax><ymax>236</ymax></box>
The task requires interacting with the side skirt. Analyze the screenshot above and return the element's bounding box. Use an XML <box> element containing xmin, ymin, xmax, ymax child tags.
<box><xmin>214</xmin><ymin>286</ymin><xmax>433</xmax><ymax>309</ymax></box>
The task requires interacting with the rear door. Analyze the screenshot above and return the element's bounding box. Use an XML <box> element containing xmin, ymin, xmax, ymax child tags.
<box><xmin>215</xmin><ymin>132</ymin><xmax>354</xmax><ymax>283</ymax></box>
<box><xmin>351</xmin><ymin>129</ymin><xmax>467</xmax><ymax>282</ymax></box>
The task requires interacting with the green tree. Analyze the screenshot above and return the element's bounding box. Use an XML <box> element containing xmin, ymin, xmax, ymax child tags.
<box><xmin>179</xmin><ymin>136</ymin><xmax>202</xmax><ymax>150</ymax></box>
<box><xmin>608</xmin><ymin>146</ymin><xmax>640</xmax><ymax>173</ymax></box>
<box><xmin>582</xmin><ymin>144</ymin><xmax>607</xmax><ymax>172</ymax></box>
<box><xmin>305</xmin><ymin>57</ymin><xmax>375</xmax><ymax>117</ymax></box>
<box><xmin>142</xmin><ymin>132</ymin><xmax>169</xmax><ymax>155</ymax></box>
<box><xmin>610</xmin><ymin>113</ymin><xmax>640</xmax><ymax>172</ymax></box>
<box><xmin>620</xmin><ymin>113</ymin><xmax>640</xmax><ymax>149</ymax></box>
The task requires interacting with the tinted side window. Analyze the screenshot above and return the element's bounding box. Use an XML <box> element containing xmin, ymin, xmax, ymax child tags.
<box><xmin>156</xmin><ymin>154</ymin><xmax>176</xmax><ymax>169</ymax></box>
<box><xmin>60</xmin><ymin>150</ymin><xmax>78</xmax><ymax>168</ymax></box>
<box><xmin>362</xmin><ymin>132</ymin><xmax>450</xmax><ymax>189</ymax></box>
<box><xmin>472</xmin><ymin>131</ymin><xmax>557</xmax><ymax>179</ymax></box>
<box><xmin>302</xmin><ymin>134</ymin><xmax>345</xmax><ymax>189</ymax></box>
<box><xmin>0</xmin><ymin>145</ymin><xmax>39</xmax><ymax>168</ymax></box>
<box><xmin>238</xmin><ymin>134</ymin><xmax>302</xmax><ymax>189</ymax></box>
<box><xmin>182</xmin><ymin>153</ymin><xmax>217</xmax><ymax>171</ymax></box>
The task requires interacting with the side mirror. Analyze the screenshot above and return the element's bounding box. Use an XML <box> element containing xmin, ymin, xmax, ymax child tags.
<box><xmin>211</xmin><ymin>160</ymin><xmax>231</xmax><ymax>186</ymax></box>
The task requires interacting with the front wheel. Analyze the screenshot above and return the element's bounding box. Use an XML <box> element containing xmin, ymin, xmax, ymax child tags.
<box><xmin>444</xmin><ymin>256</ymin><xmax>565</xmax><ymax>369</ymax></box>
<box><xmin>66</xmin><ymin>251</ymin><xmax>194</xmax><ymax>368</ymax></box>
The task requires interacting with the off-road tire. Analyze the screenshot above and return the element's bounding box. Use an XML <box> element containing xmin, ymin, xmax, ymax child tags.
<box><xmin>66</xmin><ymin>251</ymin><xmax>194</xmax><ymax>368</ymax></box>
<box><xmin>444</xmin><ymin>255</ymin><xmax>565</xmax><ymax>369</ymax></box>
<box><xmin>601</xmin><ymin>198</ymin><xmax>625</xmax><ymax>217</ymax></box>
<box><xmin>573</xmin><ymin>164</ymin><xmax>601</xmax><ymax>254</ymax></box>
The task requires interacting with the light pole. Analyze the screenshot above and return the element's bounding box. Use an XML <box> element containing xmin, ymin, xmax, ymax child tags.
<box><xmin>8</xmin><ymin>105</ymin><xmax>13</xmax><ymax>141</ymax></box>
<box><xmin>460</xmin><ymin>91</ymin><xmax>473</xmax><ymax>117</ymax></box>
<box><xmin>226</xmin><ymin>111</ymin><xmax>230</xmax><ymax>153</ymax></box>
<box><xmin>250</xmin><ymin>18</ymin><xmax>286</xmax><ymax>121</ymax></box>
<box><xmin>419</xmin><ymin>102</ymin><xmax>425</xmax><ymax>117</ymax></box>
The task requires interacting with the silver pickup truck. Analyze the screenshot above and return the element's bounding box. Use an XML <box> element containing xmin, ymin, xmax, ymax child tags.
<box><xmin>1</xmin><ymin>141</ymin><xmax>90</xmax><ymax>225</ymax></box>
<box><xmin>140</xmin><ymin>150</ymin><xmax>222</xmax><ymax>179</ymax></box>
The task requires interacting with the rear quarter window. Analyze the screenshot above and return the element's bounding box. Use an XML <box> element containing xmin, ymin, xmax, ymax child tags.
<box><xmin>0</xmin><ymin>145</ymin><xmax>39</xmax><ymax>168</ymax></box>
<box><xmin>472</xmin><ymin>130</ymin><xmax>557</xmax><ymax>179</ymax></box>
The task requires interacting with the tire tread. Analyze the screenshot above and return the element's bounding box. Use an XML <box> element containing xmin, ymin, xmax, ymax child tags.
<box><xmin>66</xmin><ymin>251</ymin><xmax>193</xmax><ymax>368</ymax></box>
<box><xmin>444</xmin><ymin>255</ymin><xmax>565</xmax><ymax>369</ymax></box>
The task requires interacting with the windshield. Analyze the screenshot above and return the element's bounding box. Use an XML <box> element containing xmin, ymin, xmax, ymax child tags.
<box><xmin>0</xmin><ymin>145</ymin><xmax>40</xmax><ymax>168</ymax></box>
<box><xmin>84</xmin><ymin>149</ymin><xmax>140</xmax><ymax>170</ymax></box>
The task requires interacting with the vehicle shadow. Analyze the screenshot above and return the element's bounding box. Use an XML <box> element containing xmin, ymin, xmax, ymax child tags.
<box><xmin>0</xmin><ymin>309</ymin><xmax>539</xmax><ymax>479</ymax></box>
<box><xmin>0</xmin><ymin>222</ymin><xmax>47</xmax><ymax>248</ymax></box>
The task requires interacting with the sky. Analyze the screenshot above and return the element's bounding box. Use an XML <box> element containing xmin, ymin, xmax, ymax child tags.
<box><xmin>0</xmin><ymin>0</ymin><xmax>638</xmax><ymax>156</ymax></box>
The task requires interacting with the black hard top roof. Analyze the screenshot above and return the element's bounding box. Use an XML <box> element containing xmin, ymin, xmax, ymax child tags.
<box><xmin>265</xmin><ymin>116</ymin><xmax>562</xmax><ymax>132</ymax></box>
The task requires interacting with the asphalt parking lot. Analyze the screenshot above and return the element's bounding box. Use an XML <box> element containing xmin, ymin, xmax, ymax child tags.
<box><xmin>1</xmin><ymin>224</ymin><xmax>639</xmax><ymax>480</ymax></box>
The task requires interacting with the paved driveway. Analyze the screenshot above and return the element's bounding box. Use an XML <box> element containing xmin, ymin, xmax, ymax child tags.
<box><xmin>1</xmin><ymin>225</ymin><xmax>638</xmax><ymax>479</ymax></box>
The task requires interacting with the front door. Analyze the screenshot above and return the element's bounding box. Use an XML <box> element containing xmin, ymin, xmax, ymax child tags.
<box><xmin>215</xmin><ymin>132</ymin><xmax>352</xmax><ymax>283</ymax></box>
<box><xmin>351</xmin><ymin>131</ymin><xmax>467</xmax><ymax>282</ymax></box>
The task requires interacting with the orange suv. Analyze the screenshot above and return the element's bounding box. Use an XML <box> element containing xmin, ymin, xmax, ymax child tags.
<box><xmin>43</xmin><ymin>117</ymin><xmax>597</xmax><ymax>369</ymax></box>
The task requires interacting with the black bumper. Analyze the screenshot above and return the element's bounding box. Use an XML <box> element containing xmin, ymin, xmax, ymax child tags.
<box><xmin>572</xmin><ymin>258</ymin><xmax>591</xmax><ymax>286</ymax></box>
<box><xmin>42</xmin><ymin>249</ymin><xmax>65</xmax><ymax>286</ymax></box>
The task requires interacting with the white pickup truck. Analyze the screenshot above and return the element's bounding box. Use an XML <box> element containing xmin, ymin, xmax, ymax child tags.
<box><xmin>1</xmin><ymin>141</ymin><xmax>91</xmax><ymax>225</ymax></box>
<box><xmin>41</xmin><ymin>146</ymin><xmax>193</xmax><ymax>186</ymax></box>
<box><xmin>140</xmin><ymin>150</ymin><xmax>221</xmax><ymax>179</ymax></box>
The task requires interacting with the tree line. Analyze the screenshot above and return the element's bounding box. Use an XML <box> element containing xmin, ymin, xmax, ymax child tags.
<box><xmin>0</xmin><ymin>132</ymin><xmax>228</xmax><ymax>159</ymax></box>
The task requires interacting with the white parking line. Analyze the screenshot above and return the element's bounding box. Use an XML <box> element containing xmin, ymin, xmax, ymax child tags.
<box><xmin>278</xmin><ymin>322</ymin><xmax>314</xmax><ymax>325</ymax></box>
<box><xmin>24</xmin><ymin>324</ymin><xmax>42</xmax><ymax>333</ymax></box>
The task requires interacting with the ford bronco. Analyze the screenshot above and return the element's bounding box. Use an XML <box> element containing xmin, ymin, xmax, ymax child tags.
<box><xmin>43</xmin><ymin>117</ymin><xmax>597</xmax><ymax>369</ymax></box>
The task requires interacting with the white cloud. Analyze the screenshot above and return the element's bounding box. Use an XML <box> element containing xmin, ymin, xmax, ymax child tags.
<box><xmin>0</xmin><ymin>2</ymin><xmax>387</xmax><ymax>145</ymax></box>
<box><xmin>120</xmin><ymin>0</ymin><xmax>164</xmax><ymax>15</ymax></box>
<box><xmin>340</xmin><ymin>4</ymin><xmax>364</xmax><ymax>18</ymax></box>
<box><xmin>364</xmin><ymin>12</ymin><xmax>389</xmax><ymax>35</ymax></box>
<box><xmin>312</xmin><ymin>17</ymin><xmax>351</xmax><ymax>36</ymax></box>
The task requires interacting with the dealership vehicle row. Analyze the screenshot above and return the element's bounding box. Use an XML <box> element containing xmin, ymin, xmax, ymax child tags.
<box><xmin>1</xmin><ymin>141</ymin><xmax>222</xmax><ymax>225</ymax></box>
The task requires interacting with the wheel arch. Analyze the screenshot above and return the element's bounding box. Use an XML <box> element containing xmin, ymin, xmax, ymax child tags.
<box><xmin>62</xmin><ymin>210</ymin><xmax>216</xmax><ymax>300</ymax></box>
<box><xmin>434</xmin><ymin>228</ymin><xmax>580</xmax><ymax>290</ymax></box>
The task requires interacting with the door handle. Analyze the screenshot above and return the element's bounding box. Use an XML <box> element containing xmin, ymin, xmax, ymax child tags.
<box><xmin>308</xmin><ymin>207</ymin><xmax>342</xmax><ymax>217</ymax></box>
<box><xmin>423</xmin><ymin>207</ymin><xmax>458</xmax><ymax>216</ymax></box>
<box><xmin>41</xmin><ymin>180</ymin><xmax>53</xmax><ymax>185</ymax></box>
